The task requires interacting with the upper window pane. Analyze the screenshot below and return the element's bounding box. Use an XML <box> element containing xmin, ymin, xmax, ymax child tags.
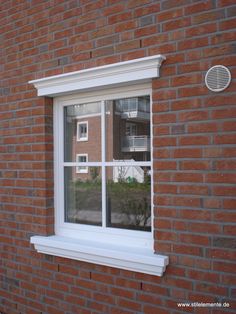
<box><xmin>106</xmin><ymin>96</ymin><xmax>150</xmax><ymax>162</ymax></box>
<box><xmin>64</xmin><ymin>103</ymin><xmax>101</xmax><ymax>162</ymax></box>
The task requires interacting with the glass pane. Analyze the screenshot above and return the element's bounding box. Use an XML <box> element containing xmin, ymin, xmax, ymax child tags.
<box><xmin>106</xmin><ymin>96</ymin><xmax>151</xmax><ymax>162</ymax></box>
<box><xmin>64</xmin><ymin>102</ymin><xmax>101</xmax><ymax>162</ymax></box>
<box><xmin>64</xmin><ymin>167</ymin><xmax>102</xmax><ymax>226</ymax></box>
<box><xmin>106</xmin><ymin>166</ymin><xmax>151</xmax><ymax>231</ymax></box>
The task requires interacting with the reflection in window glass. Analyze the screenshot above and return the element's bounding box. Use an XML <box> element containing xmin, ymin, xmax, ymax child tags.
<box><xmin>64</xmin><ymin>167</ymin><xmax>102</xmax><ymax>226</ymax></box>
<box><xmin>63</xmin><ymin>96</ymin><xmax>151</xmax><ymax>232</ymax></box>
<box><xmin>106</xmin><ymin>166</ymin><xmax>151</xmax><ymax>231</ymax></box>
<box><xmin>77</xmin><ymin>122</ymin><xmax>88</xmax><ymax>141</ymax></box>
<box><xmin>76</xmin><ymin>154</ymin><xmax>88</xmax><ymax>173</ymax></box>
<box><xmin>64</xmin><ymin>103</ymin><xmax>101</xmax><ymax>162</ymax></box>
<box><xmin>106</xmin><ymin>96</ymin><xmax>150</xmax><ymax>162</ymax></box>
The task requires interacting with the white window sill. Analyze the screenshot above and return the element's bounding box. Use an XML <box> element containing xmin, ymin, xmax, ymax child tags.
<box><xmin>30</xmin><ymin>235</ymin><xmax>168</xmax><ymax>276</ymax></box>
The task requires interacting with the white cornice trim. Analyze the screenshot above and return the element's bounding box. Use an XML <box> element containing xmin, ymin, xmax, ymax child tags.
<box><xmin>31</xmin><ymin>235</ymin><xmax>169</xmax><ymax>276</ymax></box>
<box><xmin>29</xmin><ymin>55</ymin><xmax>166</xmax><ymax>97</ymax></box>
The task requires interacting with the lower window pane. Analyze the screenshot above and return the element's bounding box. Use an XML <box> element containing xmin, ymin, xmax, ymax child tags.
<box><xmin>64</xmin><ymin>167</ymin><xmax>102</xmax><ymax>226</ymax></box>
<box><xmin>106</xmin><ymin>166</ymin><xmax>151</xmax><ymax>231</ymax></box>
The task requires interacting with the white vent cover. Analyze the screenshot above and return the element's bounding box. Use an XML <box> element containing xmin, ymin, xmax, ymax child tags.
<box><xmin>205</xmin><ymin>65</ymin><xmax>231</xmax><ymax>92</ymax></box>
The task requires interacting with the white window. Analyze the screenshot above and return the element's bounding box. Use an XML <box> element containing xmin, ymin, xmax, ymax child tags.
<box><xmin>29</xmin><ymin>55</ymin><xmax>168</xmax><ymax>276</ymax></box>
<box><xmin>126</xmin><ymin>122</ymin><xmax>137</xmax><ymax>136</ymax></box>
<box><xmin>77</xmin><ymin>121</ymin><xmax>88</xmax><ymax>141</ymax></box>
<box><xmin>76</xmin><ymin>154</ymin><xmax>88</xmax><ymax>173</ymax></box>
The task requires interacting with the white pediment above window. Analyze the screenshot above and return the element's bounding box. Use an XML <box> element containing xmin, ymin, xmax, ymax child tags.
<box><xmin>29</xmin><ymin>54</ymin><xmax>166</xmax><ymax>97</ymax></box>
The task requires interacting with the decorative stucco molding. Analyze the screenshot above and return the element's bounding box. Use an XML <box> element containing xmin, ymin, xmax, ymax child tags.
<box><xmin>31</xmin><ymin>235</ymin><xmax>169</xmax><ymax>276</ymax></box>
<box><xmin>29</xmin><ymin>54</ymin><xmax>166</xmax><ymax>97</ymax></box>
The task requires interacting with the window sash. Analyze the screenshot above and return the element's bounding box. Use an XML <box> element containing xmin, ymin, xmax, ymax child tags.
<box><xmin>54</xmin><ymin>84</ymin><xmax>153</xmax><ymax>247</ymax></box>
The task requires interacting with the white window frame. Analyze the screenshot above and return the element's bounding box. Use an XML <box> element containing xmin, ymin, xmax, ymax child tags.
<box><xmin>77</xmin><ymin>121</ymin><xmax>88</xmax><ymax>142</ymax></box>
<box><xmin>29</xmin><ymin>55</ymin><xmax>168</xmax><ymax>276</ymax></box>
<box><xmin>76</xmin><ymin>154</ymin><xmax>88</xmax><ymax>173</ymax></box>
<box><xmin>57</xmin><ymin>85</ymin><xmax>152</xmax><ymax>241</ymax></box>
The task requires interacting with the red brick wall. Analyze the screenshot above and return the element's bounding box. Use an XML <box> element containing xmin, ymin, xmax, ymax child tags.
<box><xmin>1</xmin><ymin>1</ymin><xmax>236</xmax><ymax>313</ymax></box>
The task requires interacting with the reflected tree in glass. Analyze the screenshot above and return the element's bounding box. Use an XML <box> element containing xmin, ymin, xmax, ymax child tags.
<box><xmin>106</xmin><ymin>166</ymin><xmax>151</xmax><ymax>231</ymax></box>
<box><xmin>64</xmin><ymin>167</ymin><xmax>102</xmax><ymax>226</ymax></box>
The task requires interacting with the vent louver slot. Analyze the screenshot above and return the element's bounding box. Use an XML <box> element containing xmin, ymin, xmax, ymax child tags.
<box><xmin>205</xmin><ymin>65</ymin><xmax>231</xmax><ymax>92</ymax></box>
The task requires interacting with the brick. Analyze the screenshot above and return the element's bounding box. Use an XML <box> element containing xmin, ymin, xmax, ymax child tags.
<box><xmin>83</xmin><ymin>0</ymin><xmax>105</xmax><ymax>13</ymax></box>
<box><xmin>178</xmin><ymin>86</ymin><xmax>208</xmax><ymax>98</ymax></box>
<box><xmin>134</xmin><ymin>25</ymin><xmax>158</xmax><ymax>37</ymax></box>
<box><xmin>178</xmin><ymin>60</ymin><xmax>207</xmax><ymax>74</ymax></box>
<box><xmin>153</xmin><ymin>137</ymin><xmax>176</xmax><ymax>147</ymax></box>
<box><xmin>188</xmin><ymin>122</ymin><xmax>218</xmax><ymax>133</ymax></box>
<box><xmin>178</xmin><ymin>185</ymin><xmax>209</xmax><ymax>195</ymax></box>
<box><xmin>203</xmin><ymin>198</ymin><xmax>221</xmax><ymax>209</ymax></box>
<box><xmin>196</xmin><ymin>282</ymin><xmax>228</xmax><ymax>296</ymax></box>
<box><xmin>139</xmin><ymin>15</ymin><xmax>154</xmax><ymax>27</ymax></box>
<box><xmin>163</xmin><ymin>17</ymin><xmax>191</xmax><ymax>31</ymax></box>
<box><xmin>193</xmin><ymin>10</ymin><xmax>225</xmax><ymax>24</ymax></box>
<box><xmin>172</xmin><ymin>196</ymin><xmax>201</xmax><ymax>207</ymax></box>
<box><xmin>213</xmin><ymin>261</ymin><xmax>236</xmax><ymax>274</ymax></box>
<box><xmin>206</xmin><ymin>173</ymin><xmax>236</xmax><ymax>184</ymax></box>
<box><xmin>179</xmin><ymin>135</ymin><xmax>210</xmax><ymax>146</ymax></box>
<box><xmin>179</xmin><ymin>234</ymin><xmax>210</xmax><ymax>246</ymax></box>
<box><xmin>213</xmin><ymin>211</ymin><xmax>236</xmax><ymax>223</ymax></box>
<box><xmin>179</xmin><ymin>209</ymin><xmax>211</xmax><ymax>220</ymax></box>
<box><xmin>134</xmin><ymin>3</ymin><xmax>160</xmax><ymax>17</ymax></box>
<box><xmin>171</xmin><ymin>124</ymin><xmax>185</xmax><ymax>134</ymax></box>
<box><xmin>178</xmin><ymin>37</ymin><xmax>209</xmax><ymax>51</ymax></box>
<box><xmin>180</xmin><ymin>161</ymin><xmax>210</xmax><ymax>171</ymax></box>
<box><xmin>153</xmin><ymin>112</ymin><xmax>177</xmax><ymax>124</ymax></box>
<box><xmin>161</xmin><ymin>0</ymin><xmax>192</xmax><ymax>10</ymax></box>
<box><xmin>220</xmin><ymin>17</ymin><xmax>236</xmax><ymax>30</ymax></box>
<box><xmin>118</xmin><ymin>298</ymin><xmax>141</xmax><ymax>312</ymax></box>
<box><xmin>104</xmin><ymin>3</ymin><xmax>125</xmax><ymax>15</ymax></box>
<box><xmin>142</xmin><ymin>283</ymin><xmax>169</xmax><ymax>295</ymax></box>
<box><xmin>179</xmin><ymin>110</ymin><xmax>209</xmax><ymax>122</ymax></box>
<box><xmin>115</xmin><ymin>40</ymin><xmax>140</xmax><ymax>52</ymax></box>
<box><xmin>187</xmin><ymin>269</ymin><xmax>219</xmax><ymax>283</ymax></box>
<box><xmin>92</xmin><ymin>46</ymin><xmax>114</xmax><ymax>58</ymax></box>
<box><xmin>222</xmin><ymin>121</ymin><xmax>236</xmax><ymax>132</ymax></box>
<box><xmin>184</xmin><ymin>1</ymin><xmax>215</xmax><ymax>15</ymax></box>
<box><xmin>108</xmin><ymin>12</ymin><xmax>132</xmax><ymax>24</ymax></box>
<box><xmin>171</xmin><ymin>99</ymin><xmax>202</xmax><ymax>111</ymax></box>
<box><xmin>141</xmin><ymin>33</ymin><xmax>168</xmax><ymax>47</ymax></box>
<box><xmin>154</xmin><ymin>161</ymin><xmax>177</xmax><ymax>170</ymax></box>
<box><xmin>223</xmin><ymin>199</ymin><xmax>236</xmax><ymax>209</ymax></box>
<box><xmin>154</xmin><ymin>218</ymin><xmax>172</xmax><ymax>229</ymax></box>
<box><xmin>214</xmin><ymin>134</ymin><xmax>236</xmax><ymax>145</ymax></box>
<box><xmin>203</xmin><ymin>43</ymin><xmax>235</xmax><ymax>58</ymax></box>
<box><xmin>211</xmin><ymin>30</ymin><xmax>236</xmax><ymax>45</ymax></box>
<box><xmin>171</xmin><ymin>73</ymin><xmax>201</xmax><ymax>87</ymax></box>
<box><xmin>173</xmin><ymin>148</ymin><xmax>202</xmax><ymax>158</ymax></box>
<box><xmin>114</xmin><ymin>21</ymin><xmax>137</xmax><ymax>32</ymax></box>
<box><xmin>153</xmin><ymin>125</ymin><xmax>169</xmax><ymax>135</ymax></box>
<box><xmin>212</xmin><ymin>107</ymin><xmax>236</xmax><ymax>119</ymax></box>
<box><xmin>173</xmin><ymin>173</ymin><xmax>203</xmax><ymax>183</ymax></box>
<box><xmin>157</xmin><ymin>8</ymin><xmax>183</xmax><ymax>22</ymax></box>
<box><xmin>212</xmin><ymin>237</ymin><xmax>236</xmax><ymax>249</ymax></box>
<box><xmin>188</xmin><ymin>222</ymin><xmax>221</xmax><ymax>234</ymax></box>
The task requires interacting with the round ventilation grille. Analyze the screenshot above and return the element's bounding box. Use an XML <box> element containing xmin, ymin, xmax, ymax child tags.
<box><xmin>205</xmin><ymin>65</ymin><xmax>231</xmax><ymax>92</ymax></box>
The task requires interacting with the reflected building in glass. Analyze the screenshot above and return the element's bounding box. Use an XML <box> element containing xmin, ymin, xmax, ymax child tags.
<box><xmin>63</xmin><ymin>96</ymin><xmax>151</xmax><ymax>231</ymax></box>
